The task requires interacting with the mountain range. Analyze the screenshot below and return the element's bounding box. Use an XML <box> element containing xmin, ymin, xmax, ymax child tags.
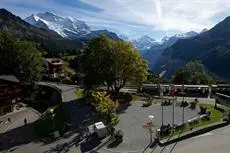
<box><xmin>25</xmin><ymin>12</ymin><xmax>91</xmax><ymax>38</ymax></box>
<box><xmin>0</xmin><ymin>8</ymin><xmax>120</xmax><ymax>57</ymax></box>
<box><xmin>2</xmin><ymin>8</ymin><xmax>230</xmax><ymax>80</ymax></box>
<box><xmin>153</xmin><ymin>16</ymin><xmax>230</xmax><ymax>80</ymax></box>
<box><xmin>131</xmin><ymin>35</ymin><xmax>159</xmax><ymax>53</ymax></box>
<box><xmin>142</xmin><ymin>31</ymin><xmax>199</xmax><ymax>69</ymax></box>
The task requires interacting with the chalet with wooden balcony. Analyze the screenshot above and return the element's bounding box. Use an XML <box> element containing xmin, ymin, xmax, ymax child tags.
<box><xmin>45</xmin><ymin>58</ymin><xmax>64</xmax><ymax>79</ymax></box>
<box><xmin>0</xmin><ymin>75</ymin><xmax>21</xmax><ymax>115</ymax></box>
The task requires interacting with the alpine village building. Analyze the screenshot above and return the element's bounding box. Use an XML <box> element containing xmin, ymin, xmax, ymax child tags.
<box><xmin>0</xmin><ymin>75</ymin><xmax>21</xmax><ymax>115</ymax></box>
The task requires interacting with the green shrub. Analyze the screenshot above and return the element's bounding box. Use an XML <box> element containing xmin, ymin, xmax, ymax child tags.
<box><xmin>34</xmin><ymin>105</ymin><xmax>67</xmax><ymax>138</ymax></box>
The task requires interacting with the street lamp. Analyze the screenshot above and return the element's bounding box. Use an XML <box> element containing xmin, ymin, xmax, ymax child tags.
<box><xmin>148</xmin><ymin>115</ymin><xmax>154</xmax><ymax>121</ymax></box>
<box><xmin>159</xmin><ymin>70</ymin><xmax>166</xmax><ymax>126</ymax></box>
<box><xmin>143</xmin><ymin>115</ymin><xmax>155</xmax><ymax>144</ymax></box>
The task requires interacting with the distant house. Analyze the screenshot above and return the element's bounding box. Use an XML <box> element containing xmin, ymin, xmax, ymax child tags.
<box><xmin>45</xmin><ymin>58</ymin><xmax>64</xmax><ymax>79</ymax></box>
<box><xmin>0</xmin><ymin>75</ymin><xmax>22</xmax><ymax>115</ymax></box>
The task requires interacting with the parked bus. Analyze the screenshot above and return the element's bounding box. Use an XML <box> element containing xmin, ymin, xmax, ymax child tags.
<box><xmin>140</xmin><ymin>84</ymin><xmax>210</xmax><ymax>98</ymax></box>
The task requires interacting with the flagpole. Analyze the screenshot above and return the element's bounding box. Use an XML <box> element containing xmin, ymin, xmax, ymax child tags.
<box><xmin>182</xmin><ymin>69</ymin><xmax>185</xmax><ymax>124</ymax></box>
<box><xmin>161</xmin><ymin>84</ymin><xmax>164</xmax><ymax>127</ymax></box>
<box><xmin>172</xmin><ymin>85</ymin><xmax>175</xmax><ymax>128</ymax></box>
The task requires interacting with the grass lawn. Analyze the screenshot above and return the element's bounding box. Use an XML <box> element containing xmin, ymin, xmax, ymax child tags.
<box><xmin>152</xmin><ymin>98</ymin><xmax>162</xmax><ymax>104</ymax></box>
<box><xmin>159</xmin><ymin>103</ymin><xmax>225</xmax><ymax>140</ymax></box>
<box><xmin>132</xmin><ymin>95</ymin><xmax>145</xmax><ymax>101</ymax></box>
<box><xmin>197</xmin><ymin>103</ymin><xmax>224</xmax><ymax>125</ymax></box>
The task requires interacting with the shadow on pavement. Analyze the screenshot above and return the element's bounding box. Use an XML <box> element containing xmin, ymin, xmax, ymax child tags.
<box><xmin>43</xmin><ymin>134</ymin><xmax>82</xmax><ymax>153</ymax></box>
<box><xmin>41</xmin><ymin>99</ymin><xmax>103</xmax><ymax>153</ymax></box>
<box><xmin>62</xmin><ymin>100</ymin><xmax>100</xmax><ymax>130</ymax></box>
<box><xmin>142</xmin><ymin>138</ymin><xmax>158</xmax><ymax>153</ymax></box>
<box><xmin>159</xmin><ymin>128</ymin><xmax>184</xmax><ymax>153</ymax></box>
<box><xmin>116</xmin><ymin>102</ymin><xmax>132</xmax><ymax>114</ymax></box>
<box><xmin>0</xmin><ymin>122</ymin><xmax>38</xmax><ymax>152</ymax></box>
<box><xmin>41</xmin><ymin>99</ymin><xmax>100</xmax><ymax>145</ymax></box>
<box><xmin>107</xmin><ymin>138</ymin><xmax>122</xmax><ymax>148</ymax></box>
<box><xmin>80</xmin><ymin>133</ymin><xmax>101</xmax><ymax>153</ymax></box>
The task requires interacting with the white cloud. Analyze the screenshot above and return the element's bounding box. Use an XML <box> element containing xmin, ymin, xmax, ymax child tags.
<box><xmin>81</xmin><ymin>0</ymin><xmax>230</xmax><ymax>33</ymax></box>
<box><xmin>2</xmin><ymin>0</ymin><xmax>230</xmax><ymax>39</ymax></box>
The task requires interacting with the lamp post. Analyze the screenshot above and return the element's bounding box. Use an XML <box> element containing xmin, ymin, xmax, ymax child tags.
<box><xmin>148</xmin><ymin>115</ymin><xmax>154</xmax><ymax>122</ymax></box>
<box><xmin>159</xmin><ymin>70</ymin><xmax>166</xmax><ymax>127</ymax></box>
<box><xmin>143</xmin><ymin>115</ymin><xmax>155</xmax><ymax>144</ymax></box>
<box><xmin>148</xmin><ymin>115</ymin><xmax>154</xmax><ymax>144</ymax></box>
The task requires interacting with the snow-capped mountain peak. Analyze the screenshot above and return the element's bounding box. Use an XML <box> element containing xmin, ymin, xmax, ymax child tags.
<box><xmin>118</xmin><ymin>34</ymin><xmax>129</xmax><ymax>41</ymax></box>
<box><xmin>138</xmin><ymin>35</ymin><xmax>156</xmax><ymax>43</ymax></box>
<box><xmin>174</xmin><ymin>31</ymin><xmax>198</xmax><ymax>38</ymax></box>
<box><xmin>25</xmin><ymin>12</ymin><xmax>91</xmax><ymax>38</ymax></box>
<box><xmin>200</xmin><ymin>28</ymin><xmax>208</xmax><ymax>33</ymax></box>
<box><xmin>132</xmin><ymin>35</ymin><xmax>159</xmax><ymax>52</ymax></box>
<box><xmin>161</xmin><ymin>36</ymin><xmax>170</xmax><ymax>43</ymax></box>
<box><xmin>161</xmin><ymin>31</ymin><xmax>198</xmax><ymax>44</ymax></box>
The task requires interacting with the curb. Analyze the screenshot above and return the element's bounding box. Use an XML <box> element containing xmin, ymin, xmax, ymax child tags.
<box><xmin>102</xmin><ymin>147</ymin><xmax>143</xmax><ymax>153</ymax></box>
<box><xmin>88</xmin><ymin>137</ymin><xmax>113</xmax><ymax>153</ymax></box>
<box><xmin>158</xmin><ymin>121</ymin><xmax>229</xmax><ymax>146</ymax></box>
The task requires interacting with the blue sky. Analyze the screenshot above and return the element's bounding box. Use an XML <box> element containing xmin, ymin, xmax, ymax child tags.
<box><xmin>2</xmin><ymin>0</ymin><xmax>230</xmax><ymax>40</ymax></box>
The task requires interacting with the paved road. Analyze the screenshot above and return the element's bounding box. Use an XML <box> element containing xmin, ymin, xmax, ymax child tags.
<box><xmin>0</xmin><ymin>108</ymin><xmax>40</xmax><ymax>133</ymax></box>
<box><xmin>99</xmin><ymin>101</ymin><xmax>200</xmax><ymax>153</ymax></box>
<box><xmin>0</xmin><ymin>83</ymin><xmax>223</xmax><ymax>153</ymax></box>
<box><xmin>97</xmin><ymin>125</ymin><xmax>230</xmax><ymax>153</ymax></box>
<box><xmin>40</xmin><ymin>82</ymin><xmax>79</xmax><ymax>102</ymax></box>
<box><xmin>148</xmin><ymin>125</ymin><xmax>230</xmax><ymax>153</ymax></box>
<box><xmin>0</xmin><ymin>83</ymin><xmax>101</xmax><ymax>153</ymax></box>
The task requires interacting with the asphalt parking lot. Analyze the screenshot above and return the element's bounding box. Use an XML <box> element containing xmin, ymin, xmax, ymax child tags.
<box><xmin>109</xmin><ymin>101</ymin><xmax>200</xmax><ymax>152</ymax></box>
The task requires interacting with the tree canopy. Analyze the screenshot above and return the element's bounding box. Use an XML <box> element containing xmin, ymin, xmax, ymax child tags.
<box><xmin>91</xmin><ymin>91</ymin><xmax>120</xmax><ymax>126</ymax></box>
<box><xmin>173</xmin><ymin>60</ymin><xmax>215</xmax><ymax>84</ymax></box>
<box><xmin>81</xmin><ymin>35</ymin><xmax>148</xmax><ymax>93</ymax></box>
<box><xmin>0</xmin><ymin>32</ymin><xmax>44</xmax><ymax>82</ymax></box>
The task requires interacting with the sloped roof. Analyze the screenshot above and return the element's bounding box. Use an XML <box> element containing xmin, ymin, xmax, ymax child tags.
<box><xmin>0</xmin><ymin>75</ymin><xmax>20</xmax><ymax>83</ymax></box>
<box><xmin>45</xmin><ymin>58</ymin><xmax>64</xmax><ymax>65</ymax></box>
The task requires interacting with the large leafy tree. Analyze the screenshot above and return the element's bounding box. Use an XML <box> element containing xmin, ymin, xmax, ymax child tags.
<box><xmin>91</xmin><ymin>92</ymin><xmax>119</xmax><ymax>126</ymax></box>
<box><xmin>81</xmin><ymin>35</ymin><xmax>148</xmax><ymax>95</ymax></box>
<box><xmin>173</xmin><ymin>60</ymin><xmax>215</xmax><ymax>84</ymax></box>
<box><xmin>81</xmin><ymin>35</ymin><xmax>113</xmax><ymax>89</ymax></box>
<box><xmin>0</xmin><ymin>32</ymin><xmax>44</xmax><ymax>82</ymax></box>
